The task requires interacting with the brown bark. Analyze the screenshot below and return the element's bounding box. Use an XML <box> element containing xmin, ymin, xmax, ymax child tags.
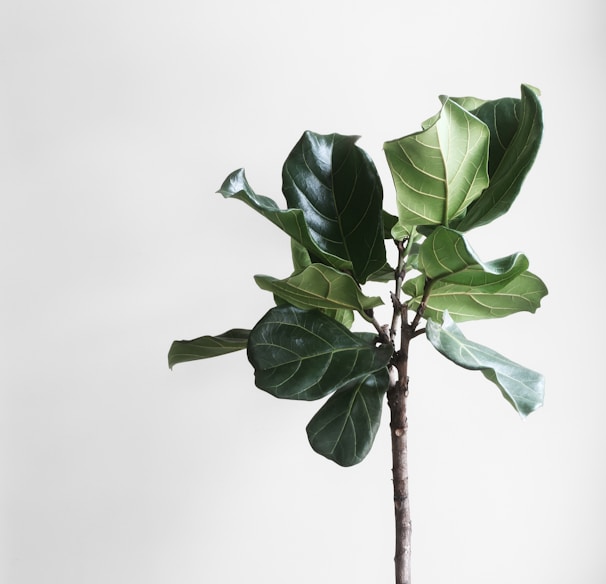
<box><xmin>387</xmin><ymin>335</ymin><xmax>412</xmax><ymax>584</ymax></box>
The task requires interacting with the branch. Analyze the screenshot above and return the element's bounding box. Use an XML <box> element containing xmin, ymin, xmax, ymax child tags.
<box><xmin>390</xmin><ymin>238</ymin><xmax>410</xmax><ymax>342</ymax></box>
<box><xmin>410</xmin><ymin>277</ymin><xmax>433</xmax><ymax>332</ymax></box>
<box><xmin>365</xmin><ymin>309</ymin><xmax>390</xmax><ymax>344</ymax></box>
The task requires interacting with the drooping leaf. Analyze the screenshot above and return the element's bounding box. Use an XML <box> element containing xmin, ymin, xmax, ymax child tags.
<box><xmin>247</xmin><ymin>305</ymin><xmax>392</xmax><ymax>400</ymax></box>
<box><xmin>254</xmin><ymin>264</ymin><xmax>383</xmax><ymax>315</ymax></box>
<box><xmin>168</xmin><ymin>329</ymin><xmax>249</xmax><ymax>369</ymax></box>
<box><xmin>426</xmin><ymin>312</ymin><xmax>544</xmax><ymax>416</ymax></box>
<box><xmin>417</xmin><ymin>226</ymin><xmax>529</xmax><ymax>284</ymax></box>
<box><xmin>384</xmin><ymin>98</ymin><xmax>490</xmax><ymax>229</ymax></box>
<box><xmin>451</xmin><ymin>85</ymin><xmax>543</xmax><ymax>231</ymax></box>
<box><xmin>282</xmin><ymin>131</ymin><xmax>386</xmax><ymax>283</ymax></box>
<box><xmin>404</xmin><ymin>271</ymin><xmax>548</xmax><ymax>322</ymax></box>
<box><xmin>306</xmin><ymin>368</ymin><xmax>389</xmax><ymax>466</ymax></box>
<box><xmin>218</xmin><ymin>169</ymin><xmax>351</xmax><ymax>271</ymax></box>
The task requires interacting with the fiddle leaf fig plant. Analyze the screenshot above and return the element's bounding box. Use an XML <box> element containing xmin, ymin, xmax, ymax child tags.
<box><xmin>169</xmin><ymin>84</ymin><xmax>546</xmax><ymax>584</ymax></box>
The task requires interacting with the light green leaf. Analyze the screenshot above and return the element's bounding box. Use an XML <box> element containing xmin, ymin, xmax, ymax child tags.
<box><xmin>451</xmin><ymin>85</ymin><xmax>543</xmax><ymax>231</ymax></box>
<box><xmin>404</xmin><ymin>271</ymin><xmax>548</xmax><ymax>322</ymax></box>
<box><xmin>168</xmin><ymin>329</ymin><xmax>249</xmax><ymax>369</ymax></box>
<box><xmin>306</xmin><ymin>368</ymin><xmax>389</xmax><ymax>466</ymax></box>
<box><xmin>384</xmin><ymin>98</ymin><xmax>490</xmax><ymax>229</ymax></box>
<box><xmin>278</xmin><ymin>242</ymin><xmax>354</xmax><ymax>327</ymax></box>
<box><xmin>247</xmin><ymin>305</ymin><xmax>392</xmax><ymax>400</ymax></box>
<box><xmin>418</xmin><ymin>226</ymin><xmax>529</xmax><ymax>284</ymax></box>
<box><xmin>254</xmin><ymin>264</ymin><xmax>383</xmax><ymax>315</ymax></box>
<box><xmin>426</xmin><ymin>312</ymin><xmax>544</xmax><ymax>416</ymax></box>
<box><xmin>282</xmin><ymin>131</ymin><xmax>386</xmax><ymax>283</ymax></box>
<box><xmin>218</xmin><ymin>169</ymin><xmax>351</xmax><ymax>271</ymax></box>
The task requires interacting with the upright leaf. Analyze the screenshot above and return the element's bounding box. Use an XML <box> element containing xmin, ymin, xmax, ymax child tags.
<box><xmin>219</xmin><ymin>169</ymin><xmax>351</xmax><ymax>271</ymax></box>
<box><xmin>254</xmin><ymin>264</ymin><xmax>383</xmax><ymax>315</ymax></box>
<box><xmin>306</xmin><ymin>368</ymin><xmax>389</xmax><ymax>467</ymax></box>
<box><xmin>426</xmin><ymin>312</ymin><xmax>544</xmax><ymax>416</ymax></box>
<box><xmin>451</xmin><ymin>85</ymin><xmax>543</xmax><ymax>231</ymax></box>
<box><xmin>247</xmin><ymin>305</ymin><xmax>392</xmax><ymax>400</ymax></box>
<box><xmin>282</xmin><ymin>132</ymin><xmax>386</xmax><ymax>283</ymax></box>
<box><xmin>168</xmin><ymin>329</ymin><xmax>249</xmax><ymax>369</ymax></box>
<box><xmin>384</xmin><ymin>98</ymin><xmax>490</xmax><ymax>229</ymax></box>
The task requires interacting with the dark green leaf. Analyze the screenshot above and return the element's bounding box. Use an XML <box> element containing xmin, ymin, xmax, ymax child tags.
<box><xmin>384</xmin><ymin>98</ymin><xmax>490</xmax><ymax>229</ymax></box>
<box><xmin>382</xmin><ymin>210</ymin><xmax>399</xmax><ymax>238</ymax></box>
<box><xmin>282</xmin><ymin>132</ymin><xmax>386</xmax><ymax>283</ymax></box>
<box><xmin>168</xmin><ymin>329</ymin><xmax>249</xmax><ymax>369</ymax></box>
<box><xmin>426</xmin><ymin>312</ymin><xmax>544</xmax><ymax>416</ymax></box>
<box><xmin>254</xmin><ymin>264</ymin><xmax>383</xmax><ymax>315</ymax></box>
<box><xmin>306</xmin><ymin>368</ymin><xmax>389</xmax><ymax>466</ymax></box>
<box><xmin>404</xmin><ymin>271</ymin><xmax>548</xmax><ymax>322</ymax></box>
<box><xmin>247</xmin><ymin>305</ymin><xmax>392</xmax><ymax>400</ymax></box>
<box><xmin>452</xmin><ymin>85</ymin><xmax>543</xmax><ymax>231</ymax></box>
<box><xmin>218</xmin><ymin>169</ymin><xmax>351</xmax><ymax>271</ymax></box>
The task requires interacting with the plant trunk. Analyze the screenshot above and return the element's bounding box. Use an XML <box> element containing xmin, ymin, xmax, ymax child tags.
<box><xmin>388</xmin><ymin>338</ymin><xmax>412</xmax><ymax>584</ymax></box>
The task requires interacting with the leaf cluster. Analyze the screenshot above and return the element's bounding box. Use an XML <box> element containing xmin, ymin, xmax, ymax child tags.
<box><xmin>169</xmin><ymin>85</ymin><xmax>547</xmax><ymax>467</ymax></box>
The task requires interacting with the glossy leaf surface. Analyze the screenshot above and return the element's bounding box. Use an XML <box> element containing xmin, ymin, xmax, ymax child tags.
<box><xmin>247</xmin><ymin>305</ymin><xmax>392</xmax><ymax>400</ymax></box>
<box><xmin>306</xmin><ymin>368</ymin><xmax>389</xmax><ymax>466</ymax></box>
<box><xmin>426</xmin><ymin>312</ymin><xmax>544</xmax><ymax>416</ymax></box>
<box><xmin>384</xmin><ymin>98</ymin><xmax>489</xmax><ymax>229</ymax></box>
<box><xmin>452</xmin><ymin>85</ymin><xmax>543</xmax><ymax>231</ymax></box>
<box><xmin>404</xmin><ymin>271</ymin><xmax>548</xmax><ymax>322</ymax></box>
<box><xmin>255</xmin><ymin>264</ymin><xmax>383</xmax><ymax>315</ymax></box>
<box><xmin>168</xmin><ymin>329</ymin><xmax>249</xmax><ymax>369</ymax></box>
<box><xmin>218</xmin><ymin>169</ymin><xmax>351</xmax><ymax>271</ymax></box>
<box><xmin>282</xmin><ymin>132</ymin><xmax>386</xmax><ymax>283</ymax></box>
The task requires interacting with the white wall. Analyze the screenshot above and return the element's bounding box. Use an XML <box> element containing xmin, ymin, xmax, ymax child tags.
<box><xmin>3</xmin><ymin>0</ymin><xmax>605</xmax><ymax>582</ymax></box>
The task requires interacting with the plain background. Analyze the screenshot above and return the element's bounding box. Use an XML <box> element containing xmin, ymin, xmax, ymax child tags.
<box><xmin>2</xmin><ymin>0</ymin><xmax>605</xmax><ymax>582</ymax></box>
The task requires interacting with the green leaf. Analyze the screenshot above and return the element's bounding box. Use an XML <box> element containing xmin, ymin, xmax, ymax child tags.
<box><xmin>247</xmin><ymin>305</ymin><xmax>392</xmax><ymax>400</ymax></box>
<box><xmin>290</xmin><ymin>239</ymin><xmax>312</xmax><ymax>272</ymax></box>
<box><xmin>426</xmin><ymin>312</ymin><xmax>544</xmax><ymax>416</ymax></box>
<box><xmin>366</xmin><ymin>262</ymin><xmax>396</xmax><ymax>283</ymax></box>
<box><xmin>451</xmin><ymin>85</ymin><xmax>543</xmax><ymax>231</ymax></box>
<box><xmin>254</xmin><ymin>264</ymin><xmax>383</xmax><ymax>315</ymax></box>
<box><xmin>282</xmin><ymin>131</ymin><xmax>386</xmax><ymax>283</ymax></box>
<box><xmin>278</xmin><ymin>242</ymin><xmax>354</xmax><ymax>327</ymax></box>
<box><xmin>168</xmin><ymin>329</ymin><xmax>249</xmax><ymax>369</ymax></box>
<box><xmin>382</xmin><ymin>210</ymin><xmax>399</xmax><ymax>238</ymax></box>
<box><xmin>218</xmin><ymin>169</ymin><xmax>351</xmax><ymax>271</ymax></box>
<box><xmin>306</xmin><ymin>368</ymin><xmax>389</xmax><ymax>466</ymax></box>
<box><xmin>404</xmin><ymin>271</ymin><xmax>548</xmax><ymax>322</ymax></box>
<box><xmin>418</xmin><ymin>226</ymin><xmax>529</xmax><ymax>284</ymax></box>
<box><xmin>384</xmin><ymin>98</ymin><xmax>490</xmax><ymax>229</ymax></box>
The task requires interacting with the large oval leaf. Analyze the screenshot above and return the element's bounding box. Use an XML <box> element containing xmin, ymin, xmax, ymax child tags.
<box><xmin>218</xmin><ymin>169</ymin><xmax>351</xmax><ymax>271</ymax></box>
<box><xmin>254</xmin><ymin>264</ymin><xmax>383</xmax><ymax>315</ymax></box>
<box><xmin>404</xmin><ymin>271</ymin><xmax>548</xmax><ymax>322</ymax></box>
<box><xmin>247</xmin><ymin>305</ymin><xmax>392</xmax><ymax>400</ymax></box>
<box><xmin>306</xmin><ymin>368</ymin><xmax>389</xmax><ymax>467</ymax></box>
<box><xmin>384</xmin><ymin>98</ymin><xmax>490</xmax><ymax>229</ymax></box>
<box><xmin>282</xmin><ymin>132</ymin><xmax>386</xmax><ymax>284</ymax></box>
<box><xmin>168</xmin><ymin>329</ymin><xmax>249</xmax><ymax>369</ymax></box>
<box><xmin>426</xmin><ymin>312</ymin><xmax>544</xmax><ymax>416</ymax></box>
<box><xmin>451</xmin><ymin>85</ymin><xmax>543</xmax><ymax>231</ymax></box>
